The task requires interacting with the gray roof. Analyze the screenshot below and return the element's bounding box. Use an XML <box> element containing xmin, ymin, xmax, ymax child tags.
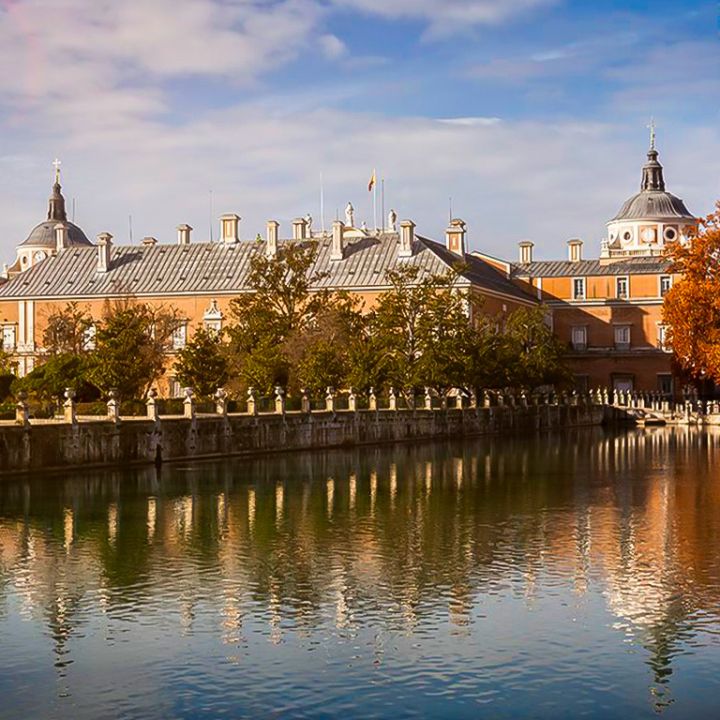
<box><xmin>512</xmin><ymin>255</ymin><xmax>672</xmax><ymax>278</ymax></box>
<box><xmin>19</xmin><ymin>220</ymin><xmax>92</xmax><ymax>249</ymax></box>
<box><xmin>611</xmin><ymin>190</ymin><xmax>694</xmax><ymax>222</ymax></box>
<box><xmin>0</xmin><ymin>233</ymin><xmax>536</xmax><ymax>303</ymax></box>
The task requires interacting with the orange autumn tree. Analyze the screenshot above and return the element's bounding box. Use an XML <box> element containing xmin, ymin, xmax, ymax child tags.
<box><xmin>663</xmin><ymin>202</ymin><xmax>720</xmax><ymax>383</ymax></box>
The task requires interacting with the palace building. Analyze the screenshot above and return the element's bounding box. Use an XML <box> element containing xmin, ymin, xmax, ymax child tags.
<box><xmin>0</xmin><ymin>136</ymin><xmax>700</xmax><ymax>397</ymax></box>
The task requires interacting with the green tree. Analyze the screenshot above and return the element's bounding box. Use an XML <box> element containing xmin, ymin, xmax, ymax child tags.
<box><xmin>12</xmin><ymin>353</ymin><xmax>97</xmax><ymax>403</ymax></box>
<box><xmin>88</xmin><ymin>299</ymin><xmax>180</xmax><ymax>399</ymax></box>
<box><xmin>43</xmin><ymin>302</ymin><xmax>94</xmax><ymax>355</ymax></box>
<box><xmin>174</xmin><ymin>327</ymin><xmax>229</xmax><ymax>398</ymax></box>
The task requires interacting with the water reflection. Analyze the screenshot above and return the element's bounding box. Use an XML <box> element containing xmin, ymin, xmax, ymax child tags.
<box><xmin>1</xmin><ymin>428</ymin><xmax>720</xmax><ymax>718</ymax></box>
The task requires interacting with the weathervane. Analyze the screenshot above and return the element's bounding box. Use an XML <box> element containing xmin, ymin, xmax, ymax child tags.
<box><xmin>646</xmin><ymin>118</ymin><xmax>656</xmax><ymax>151</ymax></box>
<box><xmin>52</xmin><ymin>158</ymin><xmax>62</xmax><ymax>184</ymax></box>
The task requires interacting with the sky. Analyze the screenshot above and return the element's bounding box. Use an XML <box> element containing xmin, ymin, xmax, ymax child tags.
<box><xmin>0</xmin><ymin>0</ymin><xmax>718</xmax><ymax>261</ymax></box>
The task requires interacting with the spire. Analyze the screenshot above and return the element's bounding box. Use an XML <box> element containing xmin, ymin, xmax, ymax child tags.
<box><xmin>47</xmin><ymin>158</ymin><xmax>67</xmax><ymax>222</ymax></box>
<box><xmin>640</xmin><ymin>146</ymin><xmax>665</xmax><ymax>192</ymax></box>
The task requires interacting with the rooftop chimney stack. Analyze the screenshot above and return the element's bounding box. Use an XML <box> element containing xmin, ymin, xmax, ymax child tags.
<box><xmin>518</xmin><ymin>240</ymin><xmax>534</xmax><ymax>264</ymax></box>
<box><xmin>177</xmin><ymin>224</ymin><xmax>192</xmax><ymax>246</ymax></box>
<box><xmin>54</xmin><ymin>222</ymin><xmax>69</xmax><ymax>253</ymax></box>
<box><xmin>96</xmin><ymin>232</ymin><xmax>113</xmax><ymax>273</ymax></box>
<box><xmin>292</xmin><ymin>217</ymin><xmax>308</xmax><ymax>240</ymax></box>
<box><xmin>568</xmin><ymin>238</ymin><xmax>583</xmax><ymax>263</ymax></box>
<box><xmin>142</xmin><ymin>236</ymin><xmax>158</xmax><ymax>247</ymax></box>
<box><xmin>331</xmin><ymin>220</ymin><xmax>345</xmax><ymax>261</ymax></box>
<box><xmin>266</xmin><ymin>220</ymin><xmax>279</xmax><ymax>259</ymax></box>
<box><xmin>220</xmin><ymin>214</ymin><xmax>240</xmax><ymax>245</ymax></box>
<box><xmin>399</xmin><ymin>220</ymin><xmax>415</xmax><ymax>258</ymax></box>
<box><xmin>445</xmin><ymin>218</ymin><xmax>467</xmax><ymax>257</ymax></box>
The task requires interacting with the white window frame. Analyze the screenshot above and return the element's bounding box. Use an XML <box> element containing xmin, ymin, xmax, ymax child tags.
<box><xmin>172</xmin><ymin>322</ymin><xmax>188</xmax><ymax>350</ymax></box>
<box><xmin>82</xmin><ymin>323</ymin><xmax>96</xmax><ymax>351</ymax></box>
<box><xmin>2</xmin><ymin>324</ymin><xmax>16</xmax><ymax>351</ymax></box>
<box><xmin>169</xmin><ymin>377</ymin><xmax>182</xmax><ymax>399</ymax></box>
<box><xmin>659</xmin><ymin>275</ymin><xmax>673</xmax><ymax>297</ymax></box>
<box><xmin>614</xmin><ymin>325</ymin><xmax>631</xmax><ymax>350</ymax></box>
<box><xmin>203</xmin><ymin>299</ymin><xmax>223</xmax><ymax>334</ymax></box>
<box><xmin>657</xmin><ymin>324</ymin><xmax>669</xmax><ymax>352</ymax></box>
<box><xmin>572</xmin><ymin>277</ymin><xmax>586</xmax><ymax>300</ymax></box>
<box><xmin>616</xmin><ymin>276</ymin><xmax>629</xmax><ymax>300</ymax></box>
<box><xmin>571</xmin><ymin>325</ymin><xmax>587</xmax><ymax>351</ymax></box>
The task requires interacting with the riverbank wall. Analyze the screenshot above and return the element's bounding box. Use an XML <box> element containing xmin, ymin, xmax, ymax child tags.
<box><xmin>0</xmin><ymin>403</ymin><xmax>604</xmax><ymax>475</ymax></box>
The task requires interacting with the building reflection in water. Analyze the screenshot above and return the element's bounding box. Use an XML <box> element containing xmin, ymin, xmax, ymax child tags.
<box><xmin>0</xmin><ymin>427</ymin><xmax>720</xmax><ymax>712</ymax></box>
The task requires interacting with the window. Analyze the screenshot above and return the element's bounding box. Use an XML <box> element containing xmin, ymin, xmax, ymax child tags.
<box><xmin>657</xmin><ymin>325</ymin><xmax>669</xmax><ymax>351</ymax></box>
<box><xmin>172</xmin><ymin>322</ymin><xmax>188</xmax><ymax>350</ymax></box>
<box><xmin>616</xmin><ymin>276</ymin><xmax>628</xmax><ymax>300</ymax></box>
<box><xmin>572</xmin><ymin>278</ymin><xmax>586</xmax><ymax>300</ymax></box>
<box><xmin>203</xmin><ymin>299</ymin><xmax>223</xmax><ymax>335</ymax></box>
<box><xmin>660</xmin><ymin>275</ymin><xmax>672</xmax><ymax>297</ymax></box>
<box><xmin>2</xmin><ymin>325</ymin><xmax>15</xmax><ymax>351</ymax></box>
<box><xmin>657</xmin><ymin>374</ymin><xmax>673</xmax><ymax>396</ymax></box>
<box><xmin>571</xmin><ymin>326</ymin><xmax>587</xmax><ymax>351</ymax></box>
<box><xmin>82</xmin><ymin>324</ymin><xmax>96</xmax><ymax>351</ymax></box>
<box><xmin>573</xmin><ymin>375</ymin><xmax>589</xmax><ymax>393</ymax></box>
<box><xmin>169</xmin><ymin>377</ymin><xmax>182</xmax><ymax>398</ymax></box>
<box><xmin>614</xmin><ymin>325</ymin><xmax>631</xmax><ymax>350</ymax></box>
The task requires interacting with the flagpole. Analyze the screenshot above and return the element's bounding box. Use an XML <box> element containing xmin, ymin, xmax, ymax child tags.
<box><xmin>320</xmin><ymin>172</ymin><xmax>325</xmax><ymax>234</ymax></box>
<box><xmin>372</xmin><ymin>167</ymin><xmax>377</xmax><ymax>231</ymax></box>
<box><xmin>381</xmin><ymin>178</ymin><xmax>385</xmax><ymax>233</ymax></box>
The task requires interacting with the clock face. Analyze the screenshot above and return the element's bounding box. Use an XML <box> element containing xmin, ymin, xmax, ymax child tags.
<box><xmin>640</xmin><ymin>227</ymin><xmax>656</xmax><ymax>244</ymax></box>
<box><xmin>33</xmin><ymin>251</ymin><xmax>46</xmax><ymax>262</ymax></box>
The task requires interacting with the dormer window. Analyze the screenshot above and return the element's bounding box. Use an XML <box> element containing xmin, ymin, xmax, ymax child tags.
<box><xmin>572</xmin><ymin>278</ymin><xmax>586</xmax><ymax>300</ymax></box>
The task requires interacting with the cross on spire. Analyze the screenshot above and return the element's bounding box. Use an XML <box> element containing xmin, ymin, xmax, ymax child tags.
<box><xmin>646</xmin><ymin>118</ymin><xmax>656</xmax><ymax>151</ymax></box>
<box><xmin>52</xmin><ymin>158</ymin><xmax>62</xmax><ymax>184</ymax></box>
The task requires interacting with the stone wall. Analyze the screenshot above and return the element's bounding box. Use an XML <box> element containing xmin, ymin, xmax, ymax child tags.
<box><xmin>0</xmin><ymin>404</ymin><xmax>603</xmax><ymax>476</ymax></box>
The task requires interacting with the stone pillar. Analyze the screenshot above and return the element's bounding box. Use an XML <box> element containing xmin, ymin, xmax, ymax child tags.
<box><xmin>497</xmin><ymin>392</ymin><xmax>505</xmax><ymax>408</ymax></box>
<box><xmin>183</xmin><ymin>387</ymin><xmax>195</xmax><ymax>419</ymax></box>
<box><xmin>107</xmin><ymin>389</ymin><xmax>120</xmax><ymax>424</ymax></box>
<box><xmin>63</xmin><ymin>388</ymin><xmax>77</xmax><ymax>425</ymax></box>
<box><xmin>274</xmin><ymin>385</ymin><xmax>286</xmax><ymax>414</ymax></box>
<box><xmin>424</xmin><ymin>387</ymin><xmax>433</xmax><ymax>411</ymax></box>
<box><xmin>300</xmin><ymin>388</ymin><xmax>311</xmax><ymax>414</ymax></box>
<box><xmin>15</xmin><ymin>391</ymin><xmax>30</xmax><ymax>427</ymax></box>
<box><xmin>368</xmin><ymin>387</ymin><xmax>377</xmax><ymax>412</ymax></box>
<box><xmin>389</xmin><ymin>387</ymin><xmax>397</xmax><ymax>411</ymax></box>
<box><xmin>246</xmin><ymin>387</ymin><xmax>257</xmax><ymax>416</ymax></box>
<box><xmin>348</xmin><ymin>388</ymin><xmax>357</xmax><ymax>412</ymax></box>
<box><xmin>440</xmin><ymin>392</ymin><xmax>448</xmax><ymax>410</ymax></box>
<box><xmin>215</xmin><ymin>388</ymin><xmax>228</xmax><ymax>416</ymax></box>
<box><xmin>469</xmin><ymin>390</ymin><xmax>478</xmax><ymax>409</ymax></box>
<box><xmin>325</xmin><ymin>387</ymin><xmax>335</xmax><ymax>413</ymax></box>
<box><xmin>520</xmin><ymin>391</ymin><xmax>528</xmax><ymax>408</ymax></box>
<box><xmin>146</xmin><ymin>389</ymin><xmax>159</xmax><ymax>421</ymax></box>
<box><xmin>483</xmin><ymin>390</ymin><xmax>491</xmax><ymax>408</ymax></box>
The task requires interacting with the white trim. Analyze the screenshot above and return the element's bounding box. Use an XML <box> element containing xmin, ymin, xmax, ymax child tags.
<box><xmin>572</xmin><ymin>277</ymin><xmax>586</xmax><ymax>300</ymax></box>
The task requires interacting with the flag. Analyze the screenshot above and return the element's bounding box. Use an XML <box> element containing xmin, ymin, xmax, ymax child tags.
<box><xmin>368</xmin><ymin>169</ymin><xmax>376</xmax><ymax>192</ymax></box>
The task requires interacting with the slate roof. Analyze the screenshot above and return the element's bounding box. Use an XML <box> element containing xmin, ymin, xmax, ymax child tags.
<box><xmin>611</xmin><ymin>190</ymin><xmax>694</xmax><ymax>222</ymax></box>
<box><xmin>0</xmin><ymin>232</ymin><xmax>536</xmax><ymax>304</ymax></box>
<box><xmin>19</xmin><ymin>220</ymin><xmax>92</xmax><ymax>248</ymax></box>
<box><xmin>511</xmin><ymin>255</ymin><xmax>672</xmax><ymax>279</ymax></box>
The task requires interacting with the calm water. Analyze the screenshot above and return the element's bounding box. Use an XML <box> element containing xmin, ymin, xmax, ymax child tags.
<box><xmin>1</xmin><ymin>429</ymin><xmax>720</xmax><ymax>719</ymax></box>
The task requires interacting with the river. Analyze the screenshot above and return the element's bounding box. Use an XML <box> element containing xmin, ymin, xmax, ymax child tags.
<box><xmin>1</xmin><ymin>427</ymin><xmax>719</xmax><ymax>718</ymax></box>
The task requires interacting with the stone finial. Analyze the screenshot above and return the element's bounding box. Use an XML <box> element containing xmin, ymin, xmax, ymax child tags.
<box><xmin>63</xmin><ymin>387</ymin><xmax>77</xmax><ymax>425</ymax></box>
<box><xmin>146</xmin><ymin>388</ymin><xmax>159</xmax><ymax>421</ymax></box>
<box><xmin>15</xmin><ymin>391</ymin><xmax>30</xmax><ymax>427</ymax></box>
<box><xmin>368</xmin><ymin>387</ymin><xmax>377</xmax><ymax>411</ymax></box>
<box><xmin>300</xmin><ymin>388</ymin><xmax>310</xmax><ymax>414</ymax></box>
<box><xmin>469</xmin><ymin>390</ymin><xmax>478</xmax><ymax>409</ymax></box>
<box><xmin>183</xmin><ymin>387</ymin><xmax>195</xmax><ymax>419</ymax></box>
<box><xmin>107</xmin><ymin>388</ymin><xmax>120</xmax><ymax>424</ymax></box>
<box><xmin>388</xmin><ymin>387</ymin><xmax>397</xmax><ymax>411</ymax></box>
<box><xmin>274</xmin><ymin>385</ymin><xmax>286</xmax><ymax>415</ymax></box>
<box><xmin>325</xmin><ymin>386</ymin><xmax>335</xmax><ymax>413</ymax></box>
<box><xmin>482</xmin><ymin>390</ymin><xmax>491</xmax><ymax>408</ymax></box>
<box><xmin>348</xmin><ymin>388</ymin><xmax>357</xmax><ymax>412</ymax></box>
<box><xmin>246</xmin><ymin>387</ymin><xmax>257</xmax><ymax>416</ymax></box>
<box><xmin>424</xmin><ymin>387</ymin><xmax>433</xmax><ymax>411</ymax></box>
<box><xmin>215</xmin><ymin>387</ymin><xmax>228</xmax><ymax>416</ymax></box>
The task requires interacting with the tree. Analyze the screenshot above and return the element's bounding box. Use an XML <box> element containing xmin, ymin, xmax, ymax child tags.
<box><xmin>43</xmin><ymin>302</ymin><xmax>94</xmax><ymax>355</ymax></box>
<box><xmin>88</xmin><ymin>299</ymin><xmax>180</xmax><ymax>399</ymax></box>
<box><xmin>12</xmin><ymin>353</ymin><xmax>97</xmax><ymax>403</ymax></box>
<box><xmin>663</xmin><ymin>203</ymin><xmax>720</xmax><ymax>384</ymax></box>
<box><xmin>174</xmin><ymin>328</ymin><xmax>229</xmax><ymax>398</ymax></box>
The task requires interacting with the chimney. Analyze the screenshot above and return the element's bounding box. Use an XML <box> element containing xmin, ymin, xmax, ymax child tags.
<box><xmin>568</xmin><ymin>238</ymin><xmax>583</xmax><ymax>263</ymax></box>
<box><xmin>518</xmin><ymin>240</ymin><xmax>534</xmax><ymax>264</ymax></box>
<box><xmin>54</xmin><ymin>222</ymin><xmax>69</xmax><ymax>253</ymax></box>
<box><xmin>96</xmin><ymin>232</ymin><xmax>113</xmax><ymax>273</ymax></box>
<box><xmin>292</xmin><ymin>217</ymin><xmax>308</xmax><ymax>240</ymax></box>
<box><xmin>331</xmin><ymin>220</ymin><xmax>345</xmax><ymax>261</ymax></box>
<box><xmin>177</xmin><ymin>224</ymin><xmax>192</xmax><ymax>245</ymax></box>
<box><xmin>445</xmin><ymin>218</ymin><xmax>466</xmax><ymax>257</ymax></box>
<box><xmin>220</xmin><ymin>213</ymin><xmax>240</xmax><ymax>245</ymax></box>
<box><xmin>399</xmin><ymin>220</ymin><xmax>415</xmax><ymax>258</ymax></box>
<box><xmin>266</xmin><ymin>220</ymin><xmax>279</xmax><ymax>258</ymax></box>
<box><xmin>142</xmin><ymin>236</ymin><xmax>158</xmax><ymax>247</ymax></box>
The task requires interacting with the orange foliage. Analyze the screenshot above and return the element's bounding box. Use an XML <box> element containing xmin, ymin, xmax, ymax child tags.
<box><xmin>664</xmin><ymin>202</ymin><xmax>720</xmax><ymax>382</ymax></box>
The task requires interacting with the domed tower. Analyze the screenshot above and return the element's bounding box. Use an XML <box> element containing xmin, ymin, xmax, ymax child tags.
<box><xmin>602</xmin><ymin>130</ymin><xmax>696</xmax><ymax>259</ymax></box>
<box><xmin>10</xmin><ymin>161</ymin><xmax>92</xmax><ymax>275</ymax></box>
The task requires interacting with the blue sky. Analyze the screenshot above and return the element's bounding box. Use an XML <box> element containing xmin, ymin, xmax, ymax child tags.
<box><xmin>0</xmin><ymin>0</ymin><xmax>717</xmax><ymax>261</ymax></box>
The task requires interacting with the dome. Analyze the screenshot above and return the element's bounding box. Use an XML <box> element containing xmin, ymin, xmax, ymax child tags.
<box><xmin>611</xmin><ymin>146</ymin><xmax>695</xmax><ymax>223</ymax></box>
<box><xmin>611</xmin><ymin>190</ymin><xmax>694</xmax><ymax>222</ymax></box>
<box><xmin>20</xmin><ymin>220</ymin><xmax>91</xmax><ymax>248</ymax></box>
